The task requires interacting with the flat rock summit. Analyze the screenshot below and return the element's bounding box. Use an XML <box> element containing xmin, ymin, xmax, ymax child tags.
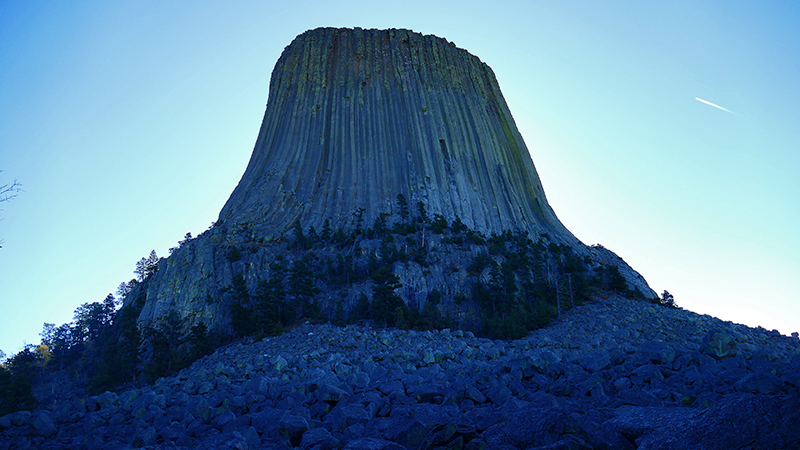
<box><xmin>3</xmin><ymin>27</ymin><xmax>799</xmax><ymax>449</ymax></box>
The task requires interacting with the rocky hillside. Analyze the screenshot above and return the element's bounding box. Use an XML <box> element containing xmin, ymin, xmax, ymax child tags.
<box><xmin>3</xmin><ymin>295</ymin><xmax>798</xmax><ymax>449</ymax></box>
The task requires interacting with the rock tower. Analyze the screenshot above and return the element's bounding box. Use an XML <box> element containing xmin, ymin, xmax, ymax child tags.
<box><xmin>127</xmin><ymin>28</ymin><xmax>654</xmax><ymax>332</ymax></box>
<box><xmin>220</xmin><ymin>27</ymin><xmax>576</xmax><ymax>243</ymax></box>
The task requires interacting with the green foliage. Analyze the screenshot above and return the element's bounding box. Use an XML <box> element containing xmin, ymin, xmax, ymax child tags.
<box><xmin>292</xmin><ymin>219</ymin><xmax>308</xmax><ymax>250</ymax></box>
<box><xmin>187</xmin><ymin>322</ymin><xmax>213</xmax><ymax>361</ymax></box>
<box><xmin>332</xmin><ymin>299</ymin><xmax>346</xmax><ymax>326</ymax></box>
<box><xmin>466</xmin><ymin>232</ymin><xmax>599</xmax><ymax>339</ymax></box>
<box><xmin>227</xmin><ymin>246</ymin><xmax>241</xmax><ymax>262</ymax></box>
<box><xmin>415</xmin><ymin>201</ymin><xmax>429</xmax><ymax>225</ymax></box>
<box><xmin>116</xmin><ymin>305</ymin><xmax>141</xmax><ymax>372</ymax></box>
<box><xmin>483</xmin><ymin>314</ymin><xmax>526</xmax><ymax>340</ymax></box>
<box><xmin>89</xmin><ymin>305</ymin><xmax>141</xmax><ymax>394</ymax></box>
<box><xmin>352</xmin><ymin>207</ymin><xmax>366</xmax><ymax>234</ymax></box>
<box><xmin>333</xmin><ymin>227</ymin><xmax>347</xmax><ymax>245</ymax></box>
<box><xmin>143</xmin><ymin>310</ymin><xmax>183</xmax><ymax>383</ymax></box>
<box><xmin>0</xmin><ymin>364</ymin><xmax>35</xmax><ymax>415</ymax></box>
<box><xmin>229</xmin><ymin>274</ymin><xmax>252</xmax><ymax>336</ymax></box>
<box><xmin>395</xmin><ymin>193</ymin><xmax>410</xmax><ymax>232</ymax></box>
<box><xmin>658</xmin><ymin>290</ymin><xmax>677</xmax><ymax>308</ymax></box>
<box><xmin>12</xmin><ymin>193</ymin><xmax>659</xmax><ymax>405</ymax></box>
<box><xmin>372</xmin><ymin>212</ymin><xmax>390</xmax><ymax>235</ymax></box>
<box><xmin>230</xmin><ymin>263</ymin><xmax>300</xmax><ymax>339</ymax></box>
<box><xmin>72</xmin><ymin>295</ymin><xmax>117</xmax><ymax>342</ymax></box>
<box><xmin>431</xmin><ymin>214</ymin><xmax>448</xmax><ymax>234</ymax></box>
<box><xmin>482</xmin><ymin>300</ymin><xmax>557</xmax><ymax>340</ymax></box>
<box><xmin>468</xmin><ymin>253</ymin><xmax>492</xmax><ymax>276</ymax></box>
<box><xmin>321</xmin><ymin>219</ymin><xmax>332</xmax><ymax>242</ymax></box>
<box><xmin>307</xmin><ymin>225</ymin><xmax>319</xmax><ymax>244</ymax></box>
<box><xmin>608</xmin><ymin>265</ymin><xmax>628</xmax><ymax>293</ymax></box>
<box><xmin>370</xmin><ymin>266</ymin><xmax>404</xmax><ymax>327</ymax></box>
<box><xmin>116</xmin><ymin>279</ymin><xmax>137</xmax><ymax>300</ymax></box>
<box><xmin>134</xmin><ymin>250</ymin><xmax>159</xmax><ymax>281</ymax></box>
<box><xmin>289</xmin><ymin>257</ymin><xmax>321</xmax><ymax>319</ymax></box>
<box><xmin>350</xmin><ymin>293</ymin><xmax>372</xmax><ymax>323</ymax></box>
<box><xmin>415</xmin><ymin>290</ymin><xmax>448</xmax><ymax>331</ymax></box>
<box><xmin>449</xmin><ymin>215</ymin><xmax>465</xmax><ymax>232</ymax></box>
<box><xmin>169</xmin><ymin>232</ymin><xmax>193</xmax><ymax>255</ymax></box>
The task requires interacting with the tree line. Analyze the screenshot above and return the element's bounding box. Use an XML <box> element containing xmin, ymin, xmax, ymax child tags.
<box><xmin>224</xmin><ymin>193</ymin><xmax>651</xmax><ymax>342</ymax></box>
<box><xmin>0</xmin><ymin>240</ymin><xmax>213</xmax><ymax>416</ymax></box>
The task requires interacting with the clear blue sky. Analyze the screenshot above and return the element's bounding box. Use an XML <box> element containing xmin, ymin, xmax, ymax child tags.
<box><xmin>2</xmin><ymin>1</ymin><xmax>798</xmax><ymax>356</ymax></box>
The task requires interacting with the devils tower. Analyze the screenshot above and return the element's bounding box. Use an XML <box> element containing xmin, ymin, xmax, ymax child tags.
<box><xmin>128</xmin><ymin>27</ymin><xmax>654</xmax><ymax>334</ymax></box>
<box><xmin>221</xmin><ymin>27</ymin><xmax>575</xmax><ymax>242</ymax></box>
<box><xmin>6</xmin><ymin>27</ymin><xmax>800</xmax><ymax>450</ymax></box>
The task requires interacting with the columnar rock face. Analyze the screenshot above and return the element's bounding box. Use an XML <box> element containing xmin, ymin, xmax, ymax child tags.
<box><xmin>220</xmin><ymin>27</ymin><xmax>576</xmax><ymax>243</ymax></box>
<box><xmin>127</xmin><ymin>27</ymin><xmax>656</xmax><ymax>332</ymax></box>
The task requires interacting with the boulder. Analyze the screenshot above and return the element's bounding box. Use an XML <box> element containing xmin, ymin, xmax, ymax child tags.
<box><xmin>342</xmin><ymin>437</ymin><xmax>407</xmax><ymax>450</ymax></box>
<box><xmin>31</xmin><ymin>411</ymin><xmax>56</xmax><ymax>437</ymax></box>
<box><xmin>301</xmin><ymin>426</ymin><xmax>340</xmax><ymax>450</ymax></box>
<box><xmin>701</xmin><ymin>330</ymin><xmax>738</xmax><ymax>360</ymax></box>
<box><xmin>634</xmin><ymin>341</ymin><xmax>676</xmax><ymax>365</ymax></box>
<box><xmin>576</xmin><ymin>350</ymin><xmax>612</xmax><ymax>373</ymax></box>
<box><xmin>482</xmin><ymin>406</ymin><xmax>586</xmax><ymax>448</ymax></box>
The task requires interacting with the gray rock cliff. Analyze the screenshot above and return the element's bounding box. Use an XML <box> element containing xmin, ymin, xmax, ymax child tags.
<box><xmin>220</xmin><ymin>27</ymin><xmax>572</xmax><ymax>241</ymax></box>
<box><xmin>125</xmin><ymin>27</ymin><xmax>656</xmax><ymax>333</ymax></box>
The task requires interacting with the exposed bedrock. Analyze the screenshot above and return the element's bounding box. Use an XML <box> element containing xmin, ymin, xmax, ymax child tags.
<box><xmin>221</xmin><ymin>27</ymin><xmax>572</xmax><ymax>241</ymax></box>
<box><xmin>127</xmin><ymin>27</ymin><xmax>655</xmax><ymax>332</ymax></box>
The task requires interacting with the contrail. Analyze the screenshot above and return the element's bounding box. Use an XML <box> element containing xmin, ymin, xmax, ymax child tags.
<box><xmin>695</xmin><ymin>97</ymin><xmax>733</xmax><ymax>113</ymax></box>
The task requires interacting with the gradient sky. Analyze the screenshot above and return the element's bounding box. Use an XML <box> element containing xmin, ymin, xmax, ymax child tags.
<box><xmin>2</xmin><ymin>1</ymin><xmax>798</xmax><ymax>356</ymax></box>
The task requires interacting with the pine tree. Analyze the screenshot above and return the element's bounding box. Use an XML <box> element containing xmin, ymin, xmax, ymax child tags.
<box><xmin>415</xmin><ymin>201</ymin><xmax>429</xmax><ymax>224</ymax></box>
<box><xmin>143</xmin><ymin>310</ymin><xmax>182</xmax><ymax>382</ymax></box>
<box><xmin>292</xmin><ymin>219</ymin><xmax>307</xmax><ymax>249</ymax></box>
<box><xmin>350</xmin><ymin>293</ymin><xmax>372</xmax><ymax>323</ymax></box>
<box><xmin>187</xmin><ymin>322</ymin><xmax>213</xmax><ymax>361</ymax></box>
<box><xmin>608</xmin><ymin>265</ymin><xmax>628</xmax><ymax>293</ymax></box>
<box><xmin>659</xmin><ymin>290</ymin><xmax>677</xmax><ymax>308</ymax></box>
<box><xmin>321</xmin><ymin>219</ymin><xmax>332</xmax><ymax>242</ymax></box>
<box><xmin>395</xmin><ymin>193</ymin><xmax>410</xmax><ymax>230</ymax></box>
<box><xmin>370</xmin><ymin>266</ymin><xmax>404</xmax><ymax>327</ymax></box>
<box><xmin>289</xmin><ymin>257</ymin><xmax>320</xmax><ymax>319</ymax></box>
<box><xmin>352</xmin><ymin>207</ymin><xmax>366</xmax><ymax>234</ymax></box>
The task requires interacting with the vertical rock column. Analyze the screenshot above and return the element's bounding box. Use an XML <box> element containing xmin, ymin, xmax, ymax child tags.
<box><xmin>220</xmin><ymin>27</ymin><xmax>578</xmax><ymax>244</ymax></box>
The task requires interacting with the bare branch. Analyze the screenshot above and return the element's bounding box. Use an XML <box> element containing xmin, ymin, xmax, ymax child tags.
<box><xmin>1</xmin><ymin>170</ymin><xmax>22</xmax><ymax>247</ymax></box>
<box><xmin>0</xmin><ymin>170</ymin><xmax>22</xmax><ymax>204</ymax></box>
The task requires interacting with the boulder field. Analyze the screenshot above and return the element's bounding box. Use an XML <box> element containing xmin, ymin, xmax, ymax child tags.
<box><xmin>2</xmin><ymin>295</ymin><xmax>799</xmax><ymax>449</ymax></box>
